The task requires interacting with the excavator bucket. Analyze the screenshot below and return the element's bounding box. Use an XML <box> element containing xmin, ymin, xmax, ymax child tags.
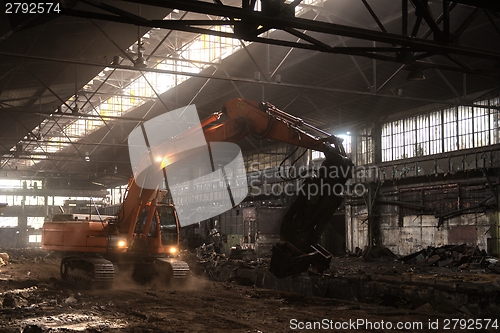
<box><xmin>269</xmin><ymin>241</ymin><xmax>332</xmax><ymax>278</ymax></box>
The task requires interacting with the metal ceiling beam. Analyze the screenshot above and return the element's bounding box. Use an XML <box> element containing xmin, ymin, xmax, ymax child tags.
<box><xmin>79</xmin><ymin>68</ymin><xmax>126</xmax><ymax>147</ymax></box>
<box><xmin>420</xmin><ymin>2</ymin><xmax>457</xmax><ymax>39</ymax></box>
<box><xmin>484</xmin><ymin>9</ymin><xmax>500</xmax><ymax>37</ymax></box>
<box><xmin>91</xmin><ymin>20</ymin><xmax>135</xmax><ymax>64</ymax></box>
<box><xmin>451</xmin><ymin>7</ymin><xmax>481</xmax><ymax>43</ymax></box>
<box><xmin>376</xmin><ymin>65</ymin><xmax>405</xmax><ymax>93</ymax></box>
<box><xmin>60</xmin><ymin>1</ymin><xmax>500</xmax><ymax>63</ymax></box>
<box><xmin>1</xmin><ymin>151</ymin><xmax>129</xmax><ymax>160</ymax></box>
<box><xmin>448</xmin><ymin>0</ymin><xmax>500</xmax><ymax>12</ymax></box>
<box><xmin>222</xmin><ymin>69</ymin><xmax>245</xmax><ymax>99</ymax></box>
<box><xmin>304</xmin><ymin>95</ymin><xmax>336</xmax><ymax>130</ymax></box>
<box><xmin>411</xmin><ymin>13</ymin><xmax>423</xmax><ymax>37</ymax></box>
<box><xmin>146</xmin><ymin>11</ymin><xmax>188</xmax><ymax>61</ymax></box>
<box><xmin>3</xmin><ymin>111</ymin><xmax>63</xmax><ymax>172</ymax></box>
<box><xmin>434</xmin><ymin>68</ymin><xmax>464</xmax><ymax>101</ymax></box>
<box><xmin>411</xmin><ymin>0</ymin><xmax>445</xmax><ymax>41</ymax></box>
<box><xmin>1</xmin><ymin>52</ymin><xmax>498</xmax><ymax>109</ymax></box>
<box><xmin>6</xmin><ymin>138</ymin><xmax>128</xmax><ymax>148</ymax></box>
<box><xmin>282</xmin><ymin>27</ymin><xmax>331</xmax><ymax>52</ymax></box>
<box><xmin>361</xmin><ymin>0</ymin><xmax>388</xmax><ymax>33</ymax></box>
<box><xmin>269</xmin><ymin>10</ymin><xmax>322</xmax><ymax>79</ymax></box>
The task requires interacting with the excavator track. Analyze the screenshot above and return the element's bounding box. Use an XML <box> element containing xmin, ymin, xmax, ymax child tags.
<box><xmin>131</xmin><ymin>258</ymin><xmax>190</xmax><ymax>285</ymax></box>
<box><xmin>60</xmin><ymin>256</ymin><xmax>114</xmax><ymax>287</ymax></box>
<box><xmin>157</xmin><ymin>258</ymin><xmax>190</xmax><ymax>280</ymax></box>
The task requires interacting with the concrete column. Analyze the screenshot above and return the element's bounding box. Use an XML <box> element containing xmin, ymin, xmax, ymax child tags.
<box><xmin>373</xmin><ymin>121</ymin><xmax>382</xmax><ymax>164</ymax></box>
<box><xmin>18</xmin><ymin>196</ymin><xmax>28</xmax><ymax>248</ymax></box>
<box><xmin>44</xmin><ymin>195</ymin><xmax>48</xmax><ymax>220</ymax></box>
<box><xmin>487</xmin><ymin>186</ymin><xmax>500</xmax><ymax>257</ymax></box>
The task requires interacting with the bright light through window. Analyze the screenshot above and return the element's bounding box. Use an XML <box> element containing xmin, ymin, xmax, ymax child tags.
<box><xmin>312</xmin><ymin>134</ymin><xmax>351</xmax><ymax>160</ymax></box>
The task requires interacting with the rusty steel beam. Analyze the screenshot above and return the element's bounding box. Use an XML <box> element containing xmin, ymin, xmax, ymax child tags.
<box><xmin>60</xmin><ymin>1</ymin><xmax>500</xmax><ymax>64</ymax></box>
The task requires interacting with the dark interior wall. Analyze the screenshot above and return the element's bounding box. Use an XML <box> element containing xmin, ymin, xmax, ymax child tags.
<box><xmin>346</xmin><ymin>172</ymin><xmax>499</xmax><ymax>256</ymax></box>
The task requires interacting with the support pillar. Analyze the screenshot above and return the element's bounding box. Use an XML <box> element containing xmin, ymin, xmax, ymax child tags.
<box><xmin>18</xmin><ymin>195</ymin><xmax>28</xmax><ymax>248</ymax></box>
<box><xmin>487</xmin><ymin>186</ymin><xmax>500</xmax><ymax>257</ymax></box>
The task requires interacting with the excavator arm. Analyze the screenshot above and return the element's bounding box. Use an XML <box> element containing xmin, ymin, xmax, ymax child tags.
<box><xmin>192</xmin><ymin>98</ymin><xmax>354</xmax><ymax>278</ymax></box>
<box><xmin>114</xmin><ymin>177</ymin><xmax>158</xmax><ymax>246</ymax></box>
<box><xmin>192</xmin><ymin>99</ymin><xmax>346</xmax><ymax>157</ymax></box>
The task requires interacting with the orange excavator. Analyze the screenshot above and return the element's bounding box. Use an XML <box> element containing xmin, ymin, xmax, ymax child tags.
<box><xmin>42</xmin><ymin>98</ymin><xmax>352</xmax><ymax>284</ymax></box>
<box><xmin>42</xmin><ymin>179</ymin><xmax>189</xmax><ymax>286</ymax></box>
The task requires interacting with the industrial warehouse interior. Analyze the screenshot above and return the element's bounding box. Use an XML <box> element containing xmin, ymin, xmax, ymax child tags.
<box><xmin>0</xmin><ymin>0</ymin><xmax>499</xmax><ymax>332</ymax></box>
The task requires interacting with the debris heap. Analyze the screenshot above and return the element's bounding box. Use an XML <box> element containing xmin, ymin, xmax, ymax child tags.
<box><xmin>399</xmin><ymin>244</ymin><xmax>499</xmax><ymax>273</ymax></box>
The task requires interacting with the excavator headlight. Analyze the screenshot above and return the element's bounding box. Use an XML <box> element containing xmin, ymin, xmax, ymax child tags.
<box><xmin>108</xmin><ymin>236</ymin><xmax>128</xmax><ymax>250</ymax></box>
<box><xmin>169</xmin><ymin>247</ymin><xmax>178</xmax><ymax>254</ymax></box>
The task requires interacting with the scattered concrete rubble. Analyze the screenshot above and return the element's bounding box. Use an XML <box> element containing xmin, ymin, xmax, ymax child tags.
<box><xmin>195</xmin><ymin>243</ymin><xmax>222</xmax><ymax>262</ymax></box>
<box><xmin>1</xmin><ymin>286</ymin><xmax>38</xmax><ymax>308</ymax></box>
<box><xmin>0</xmin><ymin>247</ymin><xmax>498</xmax><ymax>332</ymax></box>
<box><xmin>399</xmin><ymin>244</ymin><xmax>500</xmax><ymax>273</ymax></box>
<box><xmin>21</xmin><ymin>313</ymin><xmax>128</xmax><ymax>332</ymax></box>
<box><xmin>194</xmin><ymin>243</ymin><xmax>500</xmax><ymax>317</ymax></box>
<box><xmin>198</xmin><ymin>243</ymin><xmax>500</xmax><ymax>278</ymax></box>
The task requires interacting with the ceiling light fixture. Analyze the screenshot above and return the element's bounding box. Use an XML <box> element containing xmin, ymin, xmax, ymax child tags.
<box><xmin>134</xmin><ymin>6</ymin><xmax>147</xmax><ymax>69</ymax></box>
<box><xmin>134</xmin><ymin>47</ymin><xmax>147</xmax><ymax>68</ymax></box>
<box><xmin>73</xmin><ymin>65</ymin><xmax>80</xmax><ymax>113</ymax></box>
<box><xmin>72</xmin><ymin>98</ymin><xmax>80</xmax><ymax>114</ymax></box>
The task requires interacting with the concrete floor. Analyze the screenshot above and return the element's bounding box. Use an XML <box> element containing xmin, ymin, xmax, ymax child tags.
<box><xmin>0</xmin><ymin>248</ymin><xmax>499</xmax><ymax>332</ymax></box>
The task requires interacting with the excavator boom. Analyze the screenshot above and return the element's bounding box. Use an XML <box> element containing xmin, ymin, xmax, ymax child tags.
<box><xmin>197</xmin><ymin>99</ymin><xmax>345</xmax><ymax>156</ymax></box>
<box><xmin>192</xmin><ymin>98</ymin><xmax>353</xmax><ymax>277</ymax></box>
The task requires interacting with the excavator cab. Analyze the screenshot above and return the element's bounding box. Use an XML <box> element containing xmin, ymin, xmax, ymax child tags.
<box><xmin>130</xmin><ymin>203</ymin><xmax>180</xmax><ymax>256</ymax></box>
<box><xmin>126</xmin><ymin>203</ymin><xmax>188</xmax><ymax>283</ymax></box>
<box><xmin>158</xmin><ymin>205</ymin><xmax>179</xmax><ymax>247</ymax></box>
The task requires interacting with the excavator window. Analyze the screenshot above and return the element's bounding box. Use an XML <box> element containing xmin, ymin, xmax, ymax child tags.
<box><xmin>157</xmin><ymin>206</ymin><xmax>178</xmax><ymax>246</ymax></box>
<box><xmin>134</xmin><ymin>208</ymin><xmax>148</xmax><ymax>234</ymax></box>
<box><xmin>148</xmin><ymin>217</ymin><xmax>158</xmax><ymax>238</ymax></box>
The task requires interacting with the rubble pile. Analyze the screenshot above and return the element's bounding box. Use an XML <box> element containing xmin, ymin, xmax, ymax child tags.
<box><xmin>195</xmin><ymin>243</ymin><xmax>222</xmax><ymax>262</ymax></box>
<box><xmin>399</xmin><ymin>244</ymin><xmax>500</xmax><ymax>273</ymax></box>
<box><xmin>0</xmin><ymin>253</ymin><xmax>9</xmax><ymax>267</ymax></box>
<box><xmin>0</xmin><ymin>286</ymin><xmax>40</xmax><ymax>309</ymax></box>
